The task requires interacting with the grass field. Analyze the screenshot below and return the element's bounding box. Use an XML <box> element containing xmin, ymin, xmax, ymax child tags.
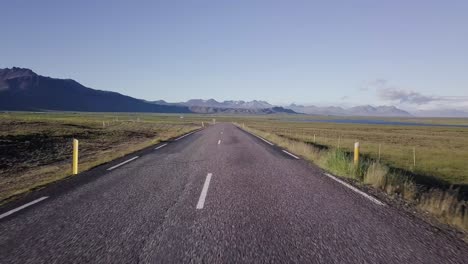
<box><xmin>227</xmin><ymin>115</ymin><xmax>468</xmax><ymax>232</ymax></box>
<box><xmin>1</xmin><ymin>112</ymin><xmax>467</xmax><ymax>231</ymax></box>
<box><xmin>0</xmin><ymin>112</ymin><xmax>204</xmax><ymax>203</ymax></box>
<box><xmin>235</xmin><ymin>117</ymin><xmax>468</xmax><ymax>185</ymax></box>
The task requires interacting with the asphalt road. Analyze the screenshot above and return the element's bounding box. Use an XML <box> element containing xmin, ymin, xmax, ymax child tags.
<box><xmin>1</xmin><ymin>123</ymin><xmax>467</xmax><ymax>263</ymax></box>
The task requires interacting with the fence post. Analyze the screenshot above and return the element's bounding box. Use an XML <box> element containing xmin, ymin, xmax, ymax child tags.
<box><xmin>378</xmin><ymin>143</ymin><xmax>381</xmax><ymax>161</ymax></box>
<box><xmin>354</xmin><ymin>142</ymin><xmax>360</xmax><ymax>165</ymax></box>
<box><xmin>202</xmin><ymin>121</ymin><xmax>204</xmax><ymax>127</ymax></box>
<box><xmin>72</xmin><ymin>139</ymin><xmax>79</xmax><ymax>175</ymax></box>
<box><xmin>413</xmin><ymin>147</ymin><xmax>416</xmax><ymax>168</ymax></box>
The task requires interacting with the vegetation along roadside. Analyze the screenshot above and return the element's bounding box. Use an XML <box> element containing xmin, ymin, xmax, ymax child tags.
<box><xmin>0</xmin><ymin>112</ymin><xmax>204</xmax><ymax>204</ymax></box>
<box><xmin>235</xmin><ymin>120</ymin><xmax>468</xmax><ymax>235</ymax></box>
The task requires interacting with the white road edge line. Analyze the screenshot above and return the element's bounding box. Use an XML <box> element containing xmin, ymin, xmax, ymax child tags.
<box><xmin>248</xmin><ymin>131</ymin><xmax>274</xmax><ymax>145</ymax></box>
<box><xmin>282</xmin><ymin>150</ymin><xmax>300</xmax><ymax>159</ymax></box>
<box><xmin>257</xmin><ymin>136</ymin><xmax>274</xmax><ymax>146</ymax></box>
<box><xmin>175</xmin><ymin>131</ymin><xmax>195</xmax><ymax>141</ymax></box>
<box><xmin>239</xmin><ymin>126</ymin><xmax>274</xmax><ymax>145</ymax></box>
<box><xmin>196</xmin><ymin>173</ymin><xmax>213</xmax><ymax>209</ymax></box>
<box><xmin>0</xmin><ymin>196</ymin><xmax>49</xmax><ymax>220</ymax></box>
<box><xmin>154</xmin><ymin>143</ymin><xmax>168</xmax><ymax>150</ymax></box>
<box><xmin>324</xmin><ymin>173</ymin><xmax>385</xmax><ymax>206</ymax></box>
<box><xmin>218</xmin><ymin>139</ymin><xmax>221</xmax><ymax>145</ymax></box>
<box><xmin>107</xmin><ymin>156</ymin><xmax>139</xmax><ymax>171</ymax></box>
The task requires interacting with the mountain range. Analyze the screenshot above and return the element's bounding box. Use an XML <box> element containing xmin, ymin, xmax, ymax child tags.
<box><xmin>287</xmin><ymin>104</ymin><xmax>412</xmax><ymax>117</ymax></box>
<box><xmin>0</xmin><ymin>67</ymin><xmax>191</xmax><ymax>113</ymax></box>
<box><xmin>2</xmin><ymin>67</ymin><xmax>465</xmax><ymax>117</ymax></box>
<box><xmin>0</xmin><ymin>68</ymin><xmax>293</xmax><ymax>114</ymax></box>
<box><xmin>180</xmin><ymin>99</ymin><xmax>273</xmax><ymax>109</ymax></box>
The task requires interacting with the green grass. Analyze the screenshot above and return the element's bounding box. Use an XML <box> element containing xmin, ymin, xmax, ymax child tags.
<box><xmin>0</xmin><ymin>112</ymin><xmax>209</xmax><ymax>203</ymax></box>
<box><xmin>2</xmin><ymin>112</ymin><xmax>468</xmax><ymax>231</ymax></box>
<box><xmin>234</xmin><ymin>120</ymin><xmax>468</xmax><ymax>232</ymax></box>
<box><xmin>233</xmin><ymin>117</ymin><xmax>468</xmax><ymax>185</ymax></box>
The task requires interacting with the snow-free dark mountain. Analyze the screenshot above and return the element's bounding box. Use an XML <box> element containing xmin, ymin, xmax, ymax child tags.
<box><xmin>0</xmin><ymin>68</ymin><xmax>296</xmax><ymax>114</ymax></box>
<box><xmin>0</xmin><ymin>68</ymin><xmax>191</xmax><ymax>113</ymax></box>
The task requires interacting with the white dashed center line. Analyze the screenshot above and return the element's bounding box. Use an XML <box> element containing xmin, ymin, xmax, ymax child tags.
<box><xmin>196</xmin><ymin>173</ymin><xmax>213</xmax><ymax>209</ymax></box>
<box><xmin>218</xmin><ymin>140</ymin><xmax>221</xmax><ymax>145</ymax></box>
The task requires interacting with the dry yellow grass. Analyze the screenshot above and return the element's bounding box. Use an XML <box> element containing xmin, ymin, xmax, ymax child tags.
<box><xmin>0</xmin><ymin>112</ymin><xmax>203</xmax><ymax>203</ymax></box>
<box><xmin>419</xmin><ymin>189</ymin><xmax>468</xmax><ymax>230</ymax></box>
<box><xmin>238</xmin><ymin>123</ymin><xmax>468</xmax><ymax>232</ymax></box>
<box><xmin>238</xmin><ymin>118</ymin><xmax>468</xmax><ymax>185</ymax></box>
<box><xmin>364</xmin><ymin>162</ymin><xmax>388</xmax><ymax>189</ymax></box>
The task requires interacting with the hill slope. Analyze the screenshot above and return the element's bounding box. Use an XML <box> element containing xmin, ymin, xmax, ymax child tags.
<box><xmin>0</xmin><ymin>67</ymin><xmax>191</xmax><ymax>113</ymax></box>
<box><xmin>0</xmin><ymin>68</ymin><xmax>296</xmax><ymax>114</ymax></box>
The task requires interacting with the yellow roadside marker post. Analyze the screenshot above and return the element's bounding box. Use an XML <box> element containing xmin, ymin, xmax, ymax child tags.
<box><xmin>72</xmin><ymin>139</ymin><xmax>79</xmax><ymax>174</ymax></box>
<box><xmin>354</xmin><ymin>142</ymin><xmax>360</xmax><ymax>166</ymax></box>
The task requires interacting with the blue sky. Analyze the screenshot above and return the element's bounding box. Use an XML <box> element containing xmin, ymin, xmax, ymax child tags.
<box><xmin>2</xmin><ymin>0</ymin><xmax>468</xmax><ymax>111</ymax></box>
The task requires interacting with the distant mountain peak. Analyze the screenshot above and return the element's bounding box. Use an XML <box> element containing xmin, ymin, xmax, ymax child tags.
<box><xmin>0</xmin><ymin>67</ymin><xmax>39</xmax><ymax>91</ymax></box>
<box><xmin>0</xmin><ymin>67</ymin><xmax>37</xmax><ymax>79</ymax></box>
<box><xmin>288</xmin><ymin>104</ymin><xmax>411</xmax><ymax>117</ymax></box>
<box><xmin>180</xmin><ymin>99</ymin><xmax>273</xmax><ymax>109</ymax></box>
<box><xmin>0</xmin><ymin>67</ymin><xmax>192</xmax><ymax>113</ymax></box>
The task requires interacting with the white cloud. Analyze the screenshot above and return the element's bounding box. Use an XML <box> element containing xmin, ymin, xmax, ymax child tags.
<box><xmin>366</xmin><ymin>79</ymin><xmax>468</xmax><ymax>111</ymax></box>
<box><xmin>378</xmin><ymin>88</ymin><xmax>436</xmax><ymax>104</ymax></box>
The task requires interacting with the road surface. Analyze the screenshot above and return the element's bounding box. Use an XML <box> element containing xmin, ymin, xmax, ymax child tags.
<box><xmin>1</xmin><ymin>123</ymin><xmax>467</xmax><ymax>263</ymax></box>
